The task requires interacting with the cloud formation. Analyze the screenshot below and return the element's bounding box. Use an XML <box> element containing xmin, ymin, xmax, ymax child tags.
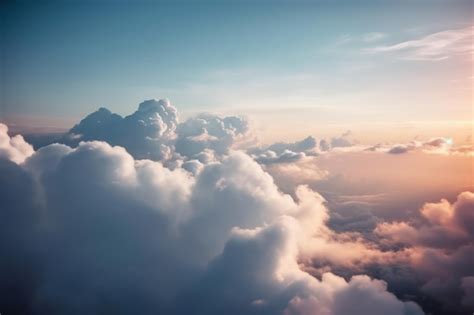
<box><xmin>0</xmin><ymin>124</ymin><xmax>34</xmax><ymax>163</ymax></box>
<box><xmin>2</xmin><ymin>99</ymin><xmax>473</xmax><ymax>314</ymax></box>
<box><xmin>175</xmin><ymin>113</ymin><xmax>249</xmax><ymax>159</ymax></box>
<box><xmin>0</xmin><ymin>121</ymin><xmax>424</xmax><ymax>315</ymax></box>
<box><xmin>54</xmin><ymin>99</ymin><xmax>249</xmax><ymax>163</ymax></box>
<box><xmin>375</xmin><ymin>192</ymin><xmax>474</xmax><ymax>312</ymax></box>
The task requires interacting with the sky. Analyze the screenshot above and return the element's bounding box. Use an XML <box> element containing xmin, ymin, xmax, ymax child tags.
<box><xmin>1</xmin><ymin>0</ymin><xmax>472</xmax><ymax>143</ymax></box>
<box><xmin>0</xmin><ymin>2</ymin><xmax>474</xmax><ymax>314</ymax></box>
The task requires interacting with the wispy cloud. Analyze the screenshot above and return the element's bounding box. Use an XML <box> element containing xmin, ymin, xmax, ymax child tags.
<box><xmin>366</xmin><ymin>25</ymin><xmax>473</xmax><ymax>61</ymax></box>
<box><xmin>334</xmin><ymin>32</ymin><xmax>387</xmax><ymax>46</ymax></box>
<box><xmin>362</xmin><ymin>32</ymin><xmax>387</xmax><ymax>42</ymax></box>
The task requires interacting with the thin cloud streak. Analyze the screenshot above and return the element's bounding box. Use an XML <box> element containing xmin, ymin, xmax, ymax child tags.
<box><xmin>366</xmin><ymin>25</ymin><xmax>473</xmax><ymax>61</ymax></box>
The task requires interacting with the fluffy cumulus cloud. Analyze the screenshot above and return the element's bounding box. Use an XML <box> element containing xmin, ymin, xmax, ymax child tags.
<box><xmin>175</xmin><ymin>113</ymin><xmax>249</xmax><ymax>159</ymax></box>
<box><xmin>3</xmin><ymin>99</ymin><xmax>473</xmax><ymax>315</ymax></box>
<box><xmin>376</xmin><ymin>192</ymin><xmax>474</xmax><ymax>248</ymax></box>
<box><xmin>63</xmin><ymin>99</ymin><xmax>178</xmax><ymax>160</ymax></box>
<box><xmin>375</xmin><ymin>193</ymin><xmax>474</xmax><ymax>313</ymax></box>
<box><xmin>0</xmin><ymin>124</ymin><xmax>34</xmax><ymax>163</ymax></box>
<box><xmin>51</xmin><ymin>99</ymin><xmax>249</xmax><ymax>163</ymax></box>
<box><xmin>0</xmin><ymin>118</ymin><xmax>425</xmax><ymax>315</ymax></box>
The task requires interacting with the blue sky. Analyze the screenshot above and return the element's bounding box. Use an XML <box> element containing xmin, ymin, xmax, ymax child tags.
<box><xmin>1</xmin><ymin>0</ymin><xmax>472</xmax><ymax>140</ymax></box>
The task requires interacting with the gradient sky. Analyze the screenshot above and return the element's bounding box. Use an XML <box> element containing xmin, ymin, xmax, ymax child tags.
<box><xmin>1</xmin><ymin>0</ymin><xmax>472</xmax><ymax>142</ymax></box>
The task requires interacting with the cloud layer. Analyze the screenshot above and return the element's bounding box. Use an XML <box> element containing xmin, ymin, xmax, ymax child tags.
<box><xmin>0</xmin><ymin>119</ymin><xmax>426</xmax><ymax>315</ymax></box>
<box><xmin>1</xmin><ymin>100</ymin><xmax>472</xmax><ymax>315</ymax></box>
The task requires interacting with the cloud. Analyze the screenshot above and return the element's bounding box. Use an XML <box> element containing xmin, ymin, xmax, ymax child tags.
<box><xmin>4</xmin><ymin>100</ymin><xmax>474</xmax><ymax>314</ymax></box>
<box><xmin>253</xmin><ymin>149</ymin><xmax>306</xmax><ymax>165</ymax></box>
<box><xmin>249</xmin><ymin>131</ymin><xmax>360</xmax><ymax>166</ymax></box>
<box><xmin>386</xmin><ymin>144</ymin><xmax>410</xmax><ymax>154</ymax></box>
<box><xmin>374</xmin><ymin>192</ymin><xmax>474</xmax><ymax>311</ymax></box>
<box><xmin>362</xmin><ymin>32</ymin><xmax>387</xmax><ymax>42</ymax></box>
<box><xmin>262</xmin><ymin>143</ymin><xmax>472</xmax><ymax>313</ymax></box>
<box><xmin>0</xmin><ymin>123</ymin><xmax>34</xmax><ymax>163</ymax></box>
<box><xmin>329</xmin><ymin>130</ymin><xmax>355</xmax><ymax>149</ymax></box>
<box><xmin>62</xmin><ymin>99</ymin><xmax>178</xmax><ymax>160</ymax></box>
<box><xmin>248</xmin><ymin>132</ymin><xmax>356</xmax><ymax>166</ymax></box>
<box><xmin>49</xmin><ymin>99</ymin><xmax>249</xmax><ymax>163</ymax></box>
<box><xmin>175</xmin><ymin>114</ymin><xmax>249</xmax><ymax>159</ymax></box>
<box><xmin>0</xmin><ymin>127</ymin><xmax>425</xmax><ymax>314</ymax></box>
<box><xmin>183</xmin><ymin>217</ymin><xmax>422</xmax><ymax>315</ymax></box>
<box><xmin>376</xmin><ymin>192</ymin><xmax>474</xmax><ymax>248</ymax></box>
<box><xmin>367</xmin><ymin>25</ymin><xmax>473</xmax><ymax>61</ymax></box>
<box><xmin>249</xmin><ymin>136</ymin><xmax>317</xmax><ymax>165</ymax></box>
<box><xmin>382</xmin><ymin>138</ymin><xmax>468</xmax><ymax>156</ymax></box>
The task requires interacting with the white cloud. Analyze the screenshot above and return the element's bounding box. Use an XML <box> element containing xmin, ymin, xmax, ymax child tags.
<box><xmin>175</xmin><ymin>114</ymin><xmax>249</xmax><ymax>159</ymax></box>
<box><xmin>362</xmin><ymin>32</ymin><xmax>387</xmax><ymax>42</ymax></box>
<box><xmin>367</xmin><ymin>25</ymin><xmax>473</xmax><ymax>61</ymax></box>
<box><xmin>64</xmin><ymin>99</ymin><xmax>178</xmax><ymax>160</ymax></box>
<box><xmin>0</xmin><ymin>123</ymin><xmax>34</xmax><ymax>164</ymax></box>
<box><xmin>55</xmin><ymin>99</ymin><xmax>250</xmax><ymax>163</ymax></box>
<box><xmin>3</xmin><ymin>100</ymin><xmax>474</xmax><ymax>314</ymax></box>
<box><xmin>0</xmin><ymin>128</ymin><xmax>425</xmax><ymax>314</ymax></box>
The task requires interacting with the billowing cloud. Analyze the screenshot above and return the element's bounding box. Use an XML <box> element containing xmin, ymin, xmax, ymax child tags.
<box><xmin>3</xmin><ymin>99</ymin><xmax>474</xmax><ymax>314</ymax></box>
<box><xmin>0</xmin><ymin>125</ymin><xmax>425</xmax><ymax>314</ymax></box>
<box><xmin>63</xmin><ymin>99</ymin><xmax>178</xmax><ymax>160</ymax></box>
<box><xmin>175</xmin><ymin>114</ymin><xmax>249</xmax><ymax>159</ymax></box>
<box><xmin>0</xmin><ymin>123</ymin><xmax>34</xmax><ymax>163</ymax></box>
<box><xmin>374</xmin><ymin>192</ymin><xmax>474</xmax><ymax>312</ymax></box>
<box><xmin>46</xmin><ymin>99</ymin><xmax>249</xmax><ymax>163</ymax></box>
<box><xmin>376</xmin><ymin>192</ymin><xmax>474</xmax><ymax>248</ymax></box>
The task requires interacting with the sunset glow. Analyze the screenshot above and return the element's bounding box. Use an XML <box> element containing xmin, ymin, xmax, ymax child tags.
<box><xmin>0</xmin><ymin>1</ymin><xmax>473</xmax><ymax>315</ymax></box>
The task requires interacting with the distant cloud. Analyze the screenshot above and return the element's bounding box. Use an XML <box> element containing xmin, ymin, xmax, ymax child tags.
<box><xmin>367</xmin><ymin>25</ymin><xmax>473</xmax><ymax>61</ymax></box>
<box><xmin>253</xmin><ymin>149</ymin><xmax>306</xmax><ymax>165</ymax></box>
<box><xmin>362</xmin><ymin>32</ymin><xmax>387</xmax><ymax>42</ymax></box>
<box><xmin>334</xmin><ymin>32</ymin><xmax>387</xmax><ymax>46</ymax></box>
<box><xmin>386</xmin><ymin>138</ymin><xmax>460</xmax><ymax>155</ymax></box>
<box><xmin>249</xmin><ymin>136</ymin><xmax>317</xmax><ymax>165</ymax></box>
<box><xmin>375</xmin><ymin>192</ymin><xmax>474</xmax><ymax>309</ymax></box>
<box><xmin>387</xmin><ymin>144</ymin><xmax>410</xmax><ymax>154</ymax></box>
<box><xmin>0</xmin><ymin>124</ymin><xmax>34</xmax><ymax>163</ymax></box>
